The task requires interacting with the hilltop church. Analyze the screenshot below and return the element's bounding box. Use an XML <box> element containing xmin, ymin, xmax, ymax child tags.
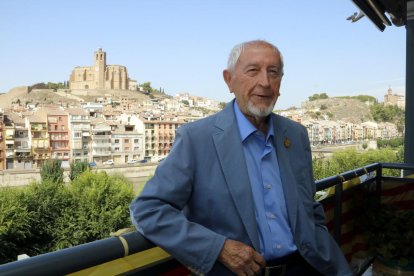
<box><xmin>69</xmin><ymin>48</ymin><xmax>137</xmax><ymax>91</ymax></box>
<box><xmin>384</xmin><ymin>87</ymin><xmax>405</xmax><ymax>110</ymax></box>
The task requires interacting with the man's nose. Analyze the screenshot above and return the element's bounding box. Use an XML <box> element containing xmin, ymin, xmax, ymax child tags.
<box><xmin>257</xmin><ymin>71</ymin><xmax>270</xmax><ymax>87</ymax></box>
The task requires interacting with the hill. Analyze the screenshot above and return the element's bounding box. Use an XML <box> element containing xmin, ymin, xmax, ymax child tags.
<box><xmin>301</xmin><ymin>97</ymin><xmax>374</xmax><ymax>123</ymax></box>
<box><xmin>0</xmin><ymin>86</ymin><xmax>161</xmax><ymax>109</ymax></box>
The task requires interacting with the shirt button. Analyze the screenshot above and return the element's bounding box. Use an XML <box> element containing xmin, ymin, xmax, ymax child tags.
<box><xmin>269</xmin><ymin>213</ymin><xmax>276</xmax><ymax>219</ymax></box>
<box><xmin>275</xmin><ymin>244</ymin><xmax>282</xmax><ymax>250</ymax></box>
<box><xmin>265</xmin><ymin>184</ymin><xmax>272</xmax><ymax>189</ymax></box>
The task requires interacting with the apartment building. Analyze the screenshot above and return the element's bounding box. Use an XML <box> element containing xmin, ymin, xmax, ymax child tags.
<box><xmin>44</xmin><ymin>110</ymin><xmax>71</xmax><ymax>167</ymax></box>
<box><xmin>112</xmin><ymin>127</ymin><xmax>143</xmax><ymax>163</ymax></box>
<box><xmin>303</xmin><ymin>120</ymin><xmax>321</xmax><ymax>145</ymax></box>
<box><xmin>12</xmin><ymin>114</ymin><xmax>32</xmax><ymax>169</ymax></box>
<box><xmin>115</xmin><ymin>113</ymin><xmax>145</xmax><ymax>163</ymax></box>
<box><xmin>27</xmin><ymin>115</ymin><xmax>50</xmax><ymax>168</ymax></box>
<box><xmin>378</xmin><ymin>122</ymin><xmax>399</xmax><ymax>139</ymax></box>
<box><xmin>90</xmin><ymin>119</ymin><xmax>112</xmax><ymax>164</ymax></box>
<box><xmin>3</xmin><ymin>114</ymin><xmax>15</xmax><ymax>169</ymax></box>
<box><xmin>143</xmin><ymin>118</ymin><xmax>182</xmax><ymax>161</ymax></box>
<box><xmin>361</xmin><ymin>122</ymin><xmax>379</xmax><ymax>140</ymax></box>
<box><xmin>0</xmin><ymin>109</ymin><xmax>4</xmax><ymax>170</ymax></box>
<box><xmin>67</xmin><ymin>108</ymin><xmax>91</xmax><ymax>163</ymax></box>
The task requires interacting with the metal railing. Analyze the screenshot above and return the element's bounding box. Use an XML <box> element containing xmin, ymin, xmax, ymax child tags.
<box><xmin>0</xmin><ymin>162</ymin><xmax>413</xmax><ymax>275</ymax></box>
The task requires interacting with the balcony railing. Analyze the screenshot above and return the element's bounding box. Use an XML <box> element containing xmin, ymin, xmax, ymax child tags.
<box><xmin>0</xmin><ymin>162</ymin><xmax>412</xmax><ymax>275</ymax></box>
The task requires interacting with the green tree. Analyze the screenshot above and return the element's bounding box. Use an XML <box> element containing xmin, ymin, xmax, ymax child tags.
<box><xmin>69</xmin><ymin>160</ymin><xmax>89</xmax><ymax>181</ymax></box>
<box><xmin>21</xmin><ymin>180</ymin><xmax>72</xmax><ymax>255</ymax></box>
<box><xmin>377</xmin><ymin>137</ymin><xmax>404</xmax><ymax>149</ymax></box>
<box><xmin>0</xmin><ymin>188</ymin><xmax>31</xmax><ymax>264</ymax></box>
<box><xmin>0</xmin><ymin>171</ymin><xmax>135</xmax><ymax>262</ymax></box>
<box><xmin>370</xmin><ymin>104</ymin><xmax>404</xmax><ymax>132</ymax></box>
<box><xmin>313</xmin><ymin>148</ymin><xmax>401</xmax><ymax>180</ymax></box>
<box><xmin>327</xmin><ymin>112</ymin><xmax>334</xmax><ymax>119</ymax></box>
<box><xmin>52</xmin><ymin>172</ymin><xmax>134</xmax><ymax>249</ymax></box>
<box><xmin>139</xmin><ymin>82</ymin><xmax>153</xmax><ymax>93</ymax></box>
<box><xmin>40</xmin><ymin>159</ymin><xmax>63</xmax><ymax>183</ymax></box>
<box><xmin>309</xmin><ymin>93</ymin><xmax>329</xmax><ymax>101</ymax></box>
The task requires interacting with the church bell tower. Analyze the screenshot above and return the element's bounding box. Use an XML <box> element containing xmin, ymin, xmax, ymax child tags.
<box><xmin>94</xmin><ymin>48</ymin><xmax>106</xmax><ymax>89</ymax></box>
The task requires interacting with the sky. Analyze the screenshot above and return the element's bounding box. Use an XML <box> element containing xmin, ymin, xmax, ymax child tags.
<box><xmin>0</xmin><ymin>0</ymin><xmax>406</xmax><ymax>110</ymax></box>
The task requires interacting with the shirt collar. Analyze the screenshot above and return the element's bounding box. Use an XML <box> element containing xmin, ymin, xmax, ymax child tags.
<box><xmin>233</xmin><ymin>100</ymin><xmax>275</xmax><ymax>142</ymax></box>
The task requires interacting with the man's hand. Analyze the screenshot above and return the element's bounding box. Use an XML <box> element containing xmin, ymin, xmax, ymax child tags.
<box><xmin>218</xmin><ymin>239</ymin><xmax>266</xmax><ymax>275</ymax></box>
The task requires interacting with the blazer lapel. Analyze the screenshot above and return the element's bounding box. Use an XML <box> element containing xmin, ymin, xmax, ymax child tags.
<box><xmin>272</xmin><ymin>115</ymin><xmax>299</xmax><ymax>232</ymax></box>
<box><xmin>212</xmin><ymin>102</ymin><xmax>260</xmax><ymax>250</ymax></box>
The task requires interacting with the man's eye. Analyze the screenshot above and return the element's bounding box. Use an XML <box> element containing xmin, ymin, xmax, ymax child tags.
<box><xmin>269</xmin><ymin>70</ymin><xmax>281</xmax><ymax>76</ymax></box>
<box><xmin>246</xmin><ymin>68</ymin><xmax>258</xmax><ymax>74</ymax></box>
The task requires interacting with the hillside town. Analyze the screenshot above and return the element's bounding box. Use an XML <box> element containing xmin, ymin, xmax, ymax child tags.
<box><xmin>0</xmin><ymin>88</ymin><xmax>402</xmax><ymax>171</ymax></box>
<box><xmin>0</xmin><ymin>49</ymin><xmax>403</xmax><ymax>170</ymax></box>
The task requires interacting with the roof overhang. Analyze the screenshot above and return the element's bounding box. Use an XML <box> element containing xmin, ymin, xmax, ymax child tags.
<box><xmin>351</xmin><ymin>0</ymin><xmax>407</xmax><ymax>31</ymax></box>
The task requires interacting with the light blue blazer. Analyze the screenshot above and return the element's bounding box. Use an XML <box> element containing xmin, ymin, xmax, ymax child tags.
<box><xmin>130</xmin><ymin>100</ymin><xmax>352</xmax><ymax>275</ymax></box>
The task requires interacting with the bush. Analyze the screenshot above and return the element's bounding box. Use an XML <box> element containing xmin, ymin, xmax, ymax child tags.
<box><xmin>377</xmin><ymin>137</ymin><xmax>404</xmax><ymax>149</ymax></box>
<box><xmin>40</xmin><ymin>159</ymin><xmax>63</xmax><ymax>183</ymax></box>
<box><xmin>21</xmin><ymin>181</ymin><xmax>71</xmax><ymax>254</ymax></box>
<box><xmin>313</xmin><ymin>148</ymin><xmax>402</xmax><ymax>180</ymax></box>
<box><xmin>0</xmin><ymin>171</ymin><xmax>135</xmax><ymax>263</ymax></box>
<box><xmin>69</xmin><ymin>160</ymin><xmax>89</xmax><ymax>181</ymax></box>
<box><xmin>0</xmin><ymin>188</ymin><xmax>31</xmax><ymax>264</ymax></box>
<box><xmin>52</xmin><ymin>172</ymin><xmax>134</xmax><ymax>249</ymax></box>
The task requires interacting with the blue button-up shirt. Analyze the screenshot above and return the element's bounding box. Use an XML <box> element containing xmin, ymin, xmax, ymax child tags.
<box><xmin>233</xmin><ymin>101</ymin><xmax>297</xmax><ymax>260</ymax></box>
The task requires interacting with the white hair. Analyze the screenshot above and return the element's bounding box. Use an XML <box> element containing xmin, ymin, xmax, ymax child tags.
<box><xmin>226</xmin><ymin>40</ymin><xmax>284</xmax><ymax>75</ymax></box>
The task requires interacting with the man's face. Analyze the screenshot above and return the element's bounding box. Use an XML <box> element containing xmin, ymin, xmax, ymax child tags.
<box><xmin>224</xmin><ymin>43</ymin><xmax>283</xmax><ymax>118</ymax></box>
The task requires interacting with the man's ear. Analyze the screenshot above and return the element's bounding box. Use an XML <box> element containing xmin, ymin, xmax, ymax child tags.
<box><xmin>223</xmin><ymin>70</ymin><xmax>232</xmax><ymax>91</ymax></box>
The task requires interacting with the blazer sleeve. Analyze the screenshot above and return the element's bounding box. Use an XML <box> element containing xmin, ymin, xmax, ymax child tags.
<box><xmin>302</xmin><ymin>128</ymin><xmax>328</xmax><ymax>228</ymax></box>
<box><xmin>129</xmin><ymin>127</ymin><xmax>226</xmax><ymax>274</ymax></box>
<box><xmin>300</xmin><ymin>125</ymin><xmax>353</xmax><ymax>275</ymax></box>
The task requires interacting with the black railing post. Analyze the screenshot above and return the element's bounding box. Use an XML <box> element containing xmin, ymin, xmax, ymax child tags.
<box><xmin>404</xmin><ymin>0</ymin><xmax>414</xmax><ymax>175</ymax></box>
<box><xmin>376</xmin><ymin>165</ymin><xmax>383</xmax><ymax>206</ymax></box>
<box><xmin>333</xmin><ymin>176</ymin><xmax>344</xmax><ymax>244</ymax></box>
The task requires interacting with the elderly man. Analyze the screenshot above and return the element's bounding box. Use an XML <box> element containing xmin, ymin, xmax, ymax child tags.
<box><xmin>130</xmin><ymin>40</ymin><xmax>352</xmax><ymax>275</ymax></box>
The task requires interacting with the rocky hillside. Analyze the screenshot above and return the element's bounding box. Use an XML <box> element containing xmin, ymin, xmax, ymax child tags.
<box><xmin>0</xmin><ymin>87</ymin><xmax>380</xmax><ymax>125</ymax></box>
<box><xmin>301</xmin><ymin>98</ymin><xmax>374</xmax><ymax>123</ymax></box>
<box><xmin>0</xmin><ymin>86</ymin><xmax>159</xmax><ymax>109</ymax></box>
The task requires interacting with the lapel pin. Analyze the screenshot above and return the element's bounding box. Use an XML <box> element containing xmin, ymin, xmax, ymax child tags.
<box><xmin>284</xmin><ymin>138</ymin><xmax>291</xmax><ymax>148</ymax></box>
